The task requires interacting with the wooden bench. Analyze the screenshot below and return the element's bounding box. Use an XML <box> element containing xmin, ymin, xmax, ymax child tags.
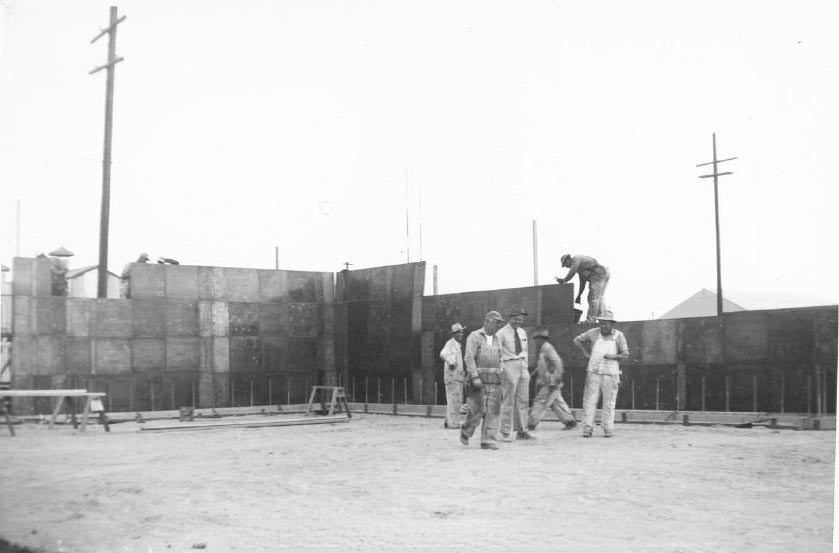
<box><xmin>0</xmin><ymin>389</ymin><xmax>110</xmax><ymax>436</ymax></box>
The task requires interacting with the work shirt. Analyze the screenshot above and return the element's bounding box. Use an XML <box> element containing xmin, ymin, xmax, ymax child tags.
<box><xmin>464</xmin><ymin>329</ymin><xmax>502</xmax><ymax>379</ymax></box>
<box><xmin>496</xmin><ymin>323</ymin><xmax>529</xmax><ymax>365</ymax></box>
<box><xmin>439</xmin><ymin>337</ymin><xmax>465</xmax><ymax>384</ymax></box>
<box><xmin>534</xmin><ymin>341</ymin><xmax>564</xmax><ymax>387</ymax></box>
<box><xmin>561</xmin><ymin>255</ymin><xmax>609</xmax><ymax>283</ymax></box>
<box><xmin>574</xmin><ymin>328</ymin><xmax>629</xmax><ymax>376</ymax></box>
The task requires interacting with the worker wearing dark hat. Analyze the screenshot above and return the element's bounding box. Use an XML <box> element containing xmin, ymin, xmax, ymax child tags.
<box><xmin>526</xmin><ymin>329</ymin><xmax>577</xmax><ymax>431</ymax></box>
<box><xmin>556</xmin><ymin>254</ymin><xmax>610</xmax><ymax>323</ymax></box>
<box><xmin>440</xmin><ymin>322</ymin><xmax>467</xmax><ymax>429</ymax></box>
<box><xmin>459</xmin><ymin>311</ymin><xmax>505</xmax><ymax>450</ymax></box>
<box><xmin>496</xmin><ymin>307</ymin><xmax>534</xmax><ymax>441</ymax></box>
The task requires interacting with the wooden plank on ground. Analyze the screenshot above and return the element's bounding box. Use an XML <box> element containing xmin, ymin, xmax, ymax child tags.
<box><xmin>139</xmin><ymin>414</ymin><xmax>350</xmax><ymax>433</ymax></box>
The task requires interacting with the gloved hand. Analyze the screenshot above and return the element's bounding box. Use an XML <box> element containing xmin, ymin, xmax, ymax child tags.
<box><xmin>470</xmin><ymin>376</ymin><xmax>484</xmax><ymax>390</ymax></box>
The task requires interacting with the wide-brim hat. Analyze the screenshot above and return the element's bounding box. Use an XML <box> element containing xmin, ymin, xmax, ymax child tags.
<box><xmin>532</xmin><ymin>329</ymin><xmax>549</xmax><ymax>340</ymax></box>
<box><xmin>596</xmin><ymin>310</ymin><xmax>617</xmax><ymax>322</ymax></box>
<box><xmin>450</xmin><ymin>322</ymin><xmax>465</xmax><ymax>333</ymax></box>
<box><xmin>485</xmin><ymin>310</ymin><xmax>504</xmax><ymax>322</ymax></box>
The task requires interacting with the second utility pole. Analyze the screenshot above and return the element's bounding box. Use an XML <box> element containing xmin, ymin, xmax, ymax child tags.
<box><xmin>90</xmin><ymin>6</ymin><xmax>126</xmax><ymax>298</ymax></box>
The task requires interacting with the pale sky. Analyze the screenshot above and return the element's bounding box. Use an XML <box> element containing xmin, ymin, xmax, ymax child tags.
<box><xmin>1</xmin><ymin>0</ymin><xmax>837</xmax><ymax>321</ymax></box>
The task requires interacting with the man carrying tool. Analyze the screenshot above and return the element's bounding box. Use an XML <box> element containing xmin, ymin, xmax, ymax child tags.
<box><xmin>526</xmin><ymin>329</ymin><xmax>577</xmax><ymax>432</ymax></box>
<box><xmin>496</xmin><ymin>308</ymin><xmax>535</xmax><ymax>441</ymax></box>
<box><xmin>439</xmin><ymin>322</ymin><xmax>466</xmax><ymax>429</ymax></box>
<box><xmin>573</xmin><ymin>310</ymin><xmax>630</xmax><ymax>438</ymax></box>
<box><xmin>459</xmin><ymin>311</ymin><xmax>505</xmax><ymax>450</ymax></box>
<box><xmin>556</xmin><ymin>254</ymin><xmax>610</xmax><ymax>323</ymax></box>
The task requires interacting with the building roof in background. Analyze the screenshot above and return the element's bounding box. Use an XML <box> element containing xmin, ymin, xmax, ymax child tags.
<box><xmin>658</xmin><ymin>289</ymin><xmax>746</xmax><ymax>319</ymax></box>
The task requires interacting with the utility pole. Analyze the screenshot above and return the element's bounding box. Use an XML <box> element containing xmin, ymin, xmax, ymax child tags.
<box><xmin>532</xmin><ymin>219</ymin><xmax>538</xmax><ymax>286</ymax></box>
<box><xmin>696</xmin><ymin>133</ymin><xmax>737</xmax><ymax>317</ymax></box>
<box><xmin>90</xmin><ymin>6</ymin><xmax>126</xmax><ymax>298</ymax></box>
<box><xmin>275</xmin><ymin>246</ymin><xmax>279</xmax><ymax>270</ymax></box>
<box><xmin>404</xmin><ymin>170</ymin><xmax>410</xmax><ymax>263</ymax></box>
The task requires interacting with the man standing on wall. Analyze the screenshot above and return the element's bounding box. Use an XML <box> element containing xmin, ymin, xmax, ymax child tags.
<box><xmin>573</xmin><ymin>311</ymin><xmax>630</xmax><ymax>438</ymax></box>
<box><xmin>459</xmin><ymin>311</ymin><xmax>505</xmax><ymax>450</ymax></box>
<box><xmin>440</xmin><ymin>322</ymin><xmax>466</xmax><ymax>429</ymax></box>
<box><xmin>556</xmin><ymin>254</ymin><xmax>610</xmax><ymax>323</ymax></box>
<box><xmin>526</xmin><ymin>329</ymin><xmax>577</xmax><ymax>432</ymax></box>
<box><xmin>497</xmin><ymin>308</ymin><xmax>535</xmax><ymax>441</ymax></box>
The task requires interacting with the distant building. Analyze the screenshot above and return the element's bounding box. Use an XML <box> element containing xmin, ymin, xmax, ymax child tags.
<box><xmin>66</xmin><ymin>265</ymin><xmax>122</xmax><ymax>298</ymax></box>
<box><xmin>659</xmin><ymin>288</ymin><xmax>746</xmax><ymax>319</ymax></box>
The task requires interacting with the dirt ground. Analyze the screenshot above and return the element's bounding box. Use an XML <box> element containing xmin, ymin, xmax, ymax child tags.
<box><xmin>0</xmin><ymin>414</ymin><xmax>835</xmax><ymax>553</ymax></box>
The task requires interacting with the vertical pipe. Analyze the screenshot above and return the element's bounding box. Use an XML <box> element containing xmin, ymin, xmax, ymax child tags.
<box><xmin>752</xmin><ymin>373</ymin><xmax>757</xmax><ymax>412</ymax></box>
<box><xmin>150</xmin><ymin>382</ymin><xmax>155</xmax><ymax>411</ymax></box>
<box><xmin>192</xmin><ymin>382</ymin><xmax>196</xmax><ymax>408</ymax></box>
<box><xmin>807</xmin><ymin>374</ymin><xmax>812</xmax><ymax>416</ymax></box>
<box><xmin>377</xmin><ymin>378</ymin><xmax>381</xmax><ymax>403</ymax></box>
<box><xmin>631</xmin><ymin>378</ymin><xmax>635</xmax><ymax>410</ymax></box>
<box><xmin>275</xmin><ymin>246</ymin><xmax>279</xmax><ymax>270</ymax></box>
<box><xmin>701</xmin><ymin>375</ymin><xmax>706</xmax><ymax>411</ymax></box>
<box><xmin>403</xmin><ymin>377</ymin><xmax>407</xmax><ymax>405</ymax></box>
<box><xmin>405</xmin><ymin>170</ymin><xmax>410</xmax><ymax>263</ymax></box>
<box><xmin>780</xmin><ymin>370</ymin><xmax>785</xmax><ymax>414</ymax></box>
<box><xmin>815</xmin><ymin>362</ymin><xmax>822</xmax><ymax>418</ymax></box>
<box><xmin>434</xmin><ymin>380</ymin><xmax>438</xmax><ymax>405</ymax></box>
<box><xmin>249</xmin><ymin>379</ymin><xmax>254</xmax><ymax>408</ymax></box>
<box><xmin>286</xmin><ymin>376</ymin><xmax>290</xmax><ymax>406</ymax></box>
<box><xmin>170</xmin><ymin>384</ymin><xmax>175</xmax><ymax>411</ymax></box>
<box><xmin>433</xmin><ymin>265</ymin><xmax>438</xmax><ymax>295</ymax></box>
<box><xmin>231</xmin><ymin>379</ymin><xmax>235</xmax><ymax>408</ymax></box>
<box><xmin>365</xmin><ymin>377</ymin><xmax>369</xmax><ymax>403</ymax></box>
<box><xmin>724</xmin><ymin>374</ymin><xmax>730</xmax><ymax>412</ymax></box>
<box><xmin>268</xmin><ymin>377</ymin><xmax>272</xmax><ymax>405</ymax></box>
<box><xmin>419</xmin><ymin>377</ymin><xmax>424</xmax><ymax>404</ymax></box>
<box><xmin>391</xmin><ymin>378</ymin><xmax>395</xmax><ymax>405</ymax></box>
<box><xmin>655</xmin><ymin>378</ymin><xmax>660</xmax><ymax>411</ymax></box>
<box><xmin>532</xmin><ymin>219</ymin><xmax>538</xmax><ymax>286</ymax></box>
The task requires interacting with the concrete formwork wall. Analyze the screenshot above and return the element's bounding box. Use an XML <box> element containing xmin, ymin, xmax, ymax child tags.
<box><xmin>419</xmin><ymin>283</ymin><xmax>575</xmax><ymax>404</ymax></box>
<box><xmin>10</xmin><ymin>259</ymin><xmax>335</xmax><ymax>413</ymax></box>
<box><xmin>549</xmin><ymin>306</ymin><xmax>837</xmax><ymax>414</ymax></box>
<box><xmin>335</xmin><ymin>262</ymin><xmax>425</xmax><ymax>404</ymax></box>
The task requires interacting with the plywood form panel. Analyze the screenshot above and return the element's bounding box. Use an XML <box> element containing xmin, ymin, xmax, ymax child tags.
<box><xmin>164</xmin><ymin>265</ymin><xmax>199</xmax><ymax>300</ymax></box>
<box><xmin>197</xmin><ymin>267</ymin><xmax>219</xmax><ymax>300</ymax></box>
<box><xmin>322</xmin><ymin>302</ymin><xmax>335</xmax><ymax>336</ymax></box>
<box><xmin>223</xmin><ymin>268</ymin><xmax>261</xmax><ymax>303</ymax></box>
<box><xmin>261</xmin><ymin>336</ymin><xmax>288</xmax><ymax>372</ymax></box>
<box><xmin>288</xmin><ymin>338</ymin><xmax>318</xmax><ymax>373</ymax></box>
<box><xmin>366</xmin><ymin>301</ymin><xmax>391</xmax><ymax>337</ymax></box>
<box><xmin>199</xmin><ymin>300</ymin><xmax>229</xmax><ymax>337</ymax></box>
<box><xmin>93</xmin><ymin>339</ymin><xmax>132</xmax><ymax>374</ymax></box>
<box><xmin>229</xmin><ymin>302</ymin><xmax>260</xmax><ymax>336</ymax></box>
<box><xmin>258</xmin><ymin>302</ymin><xmax>287</xmax><ymax>337</ymax></box>
<box><xmin>682</xmin><ymin>318</ymin><xmax>724</xmax><ymax>365</ymax></box>
<box><xmin>258</xmin><ymin>270</ymin><xmax>288</xmax><ymax>303</ymax></box>
<box><xmin>166</xmin><ymin>337</ymin><xmax>200</xmax><ymax>371</ymax></box>
<box><xmin>334</xmin><ymin>303</ymin><xmax>348</xmax><ymax>336</ymax></box>
<box><xmin>317</xmin><ymin>337</ymin><xmax>335</xmax><ymax>377</ymax></box>
<box><xmin>540</xmin><ymin>283</ymin><xmax>574</xmax><ymax>325</ymax></box>
<box><xmin>289</xmin><ymin>303</ymin><xmax>319</xmax><ymax>337</ymax></box>
<box><xmin>66</xmin><ymin>298</ymin><xmax>95</xmax><ymax>337</ymax></box>
<box><xmin>132</xmin><ymin>298</ymin><xmax>166</xmax><ymax>338</ymax></box>
<box><xmin>12</xmin><ymin>257</ymin><xmax>33</xmax><ymax>296</ymax></box>
<box><xmin>287</xmin><ymin>271</ymin><xmax>318</xmax><ymax>302</ymax></box>
<box><xmin>389</xmin><ymin>335</ymin><xmax>414</xmax><ymax>373</ymax></box>
<box><xmin>93</xmin><ymin>300</ymin><xmax>133</xmax><ymax>338</ymax></box>
<box><xmin>129</xmin><ymin>263</ymin><xmax>165</xmax><ymax>299</ymax></box>
<box><xmin>640</xmin><ymin>319</ymin><xmax>678</xmax><ymax>365</ymax></box>
<box><xmin>229</xmin><ymin>336</ymin><xmax>260</xmax><ymax>372</ymax></box>
<box><xmin>617</xmin><ymin>322</ymin><xmax>644</xmax><ymax>366</ymax></box>
<box><xmin>34</xmin><ymin>297</ymin><xmax>66</xmax><ymax>335</ymax></box>
<box><xmin>391</xmin><ymin>263</ymin><xmax>417</xmax><ymax>299</ymax></box>
<box><xmin>767</xmin><ymin>311</ymin><xmax>815</xmax><ymax>364</ymax></box>
<box><xmin>165</xmin><ymin>300</ymin><xmax>199</xmax><ymax>336</ymax></box>
<box><xmin>133</xmin><ymin>338</ymin><xmax>166</xmax><ymax>372</ymax></box>
<box><xmin>389</xmin><ymin>298</ymin><xmax>413</xmax><ymax>337</ymax></box>
<box><xmin>420</xmin><ymin>330</ymin><xmax>436</xmax><ymax>370</ymax></box>
<box><xmin>344</xmin><ymin>272</ymin><xmax>369</xmax><ymax>302</ymax></box>
<box><xmin>12</xmin><ymin>296</ymin><xmax>33</xmax><ymax>337</ymax></box>
<box><xmin>11</xmin><ymin>336</ymin><xmax>34</xmax><ymax>376</ymax></box>
<box><xmin>368</xmin><ymin>266</ymin><xmax>392</xmax><ymax>300</ymax></box>
<box><xmin>66</xmin><ymin>338</ymin><xmax>92</xmax><ymax>374</ymax></box>
<box><xmin>724</xmin><ymin>311</ymin><xmax>769</xmax><ymax>363</ymax></box>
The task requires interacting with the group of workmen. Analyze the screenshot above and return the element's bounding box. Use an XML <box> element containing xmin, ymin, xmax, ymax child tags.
<box><xmin>438</xmin><ymin>254</ymin><xmax>629</xmax><ymax>449</ymax></box>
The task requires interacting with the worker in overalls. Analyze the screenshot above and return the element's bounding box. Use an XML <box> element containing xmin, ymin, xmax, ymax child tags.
<box><xmin>527</xmin><ymin>329</ymin><xmax>577</xmax><ymax>431</ymax></box>
<box><xmin>459</xmin><ymin>311</ymin><xmax>505</xmax><ymax>450</ymax></box>
<box><xmin>439</xmin><ymin>322</ymin><xmax>466</xmax><ymax>429</ymax></box>
<box><xmin>573</xmin><ymin>311</ymin><xmax>630</xmax><ymax>438</ymax></box>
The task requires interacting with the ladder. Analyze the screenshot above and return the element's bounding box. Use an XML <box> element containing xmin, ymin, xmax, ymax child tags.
<box><xmin>305</xmin><ymin>386</ymin><xmax>352</xmax><ymax>418</ymax></box>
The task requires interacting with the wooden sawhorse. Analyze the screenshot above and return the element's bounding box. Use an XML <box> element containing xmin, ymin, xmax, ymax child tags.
<box><xmin>0</xmin><ymin>390</ymin><xmax>110</xmax><ymax>436</ymax></box>
<box><xmin>305</xmin><ymin>386</ymin><xmax>351</xmax><ymax>417</ymax></box>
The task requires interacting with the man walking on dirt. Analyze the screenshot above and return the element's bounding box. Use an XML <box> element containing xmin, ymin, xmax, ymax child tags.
<box><xmin>459</xmin><ymin>311</ymin><xmax>505</xmax><ymax>450</ymax></box>
<box><xmin>497</xmin><ymin>308</ymin><xmax>535</xmax><ymax>441</ymax></box>
<box><xmin>556</xmin><ymin>254</ymin><xmax>610</xmax><ymax>323</ymax></box>
<box><xmin>527</xmin><ymin>329</ymin><xmax>577</xmax><ymax>432</ymax></box>
<box><xmin>440</xmin><ymin>322</ymin><xmax>466</xmax><ymax>429</ymax></box>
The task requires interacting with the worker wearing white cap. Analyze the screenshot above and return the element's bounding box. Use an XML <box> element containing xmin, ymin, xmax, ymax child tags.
<box><xmin>439</xmin><ymin>322</ymin><xmax>466</xmax><ymax>429</ymax></box>
<box><xmin>573</xmin><ymin>310</ymin><xmax>630</xmax><ymax>437</ymax></box>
